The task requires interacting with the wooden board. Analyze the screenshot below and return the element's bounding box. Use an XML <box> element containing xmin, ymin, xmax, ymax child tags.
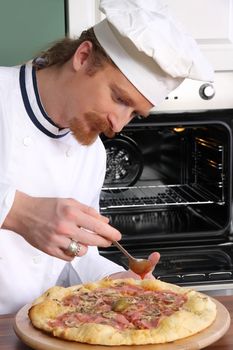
<box><xmin>13</xmin><ymin>299</ymin><xmax>230</xmax><ymax>350</ymax></box>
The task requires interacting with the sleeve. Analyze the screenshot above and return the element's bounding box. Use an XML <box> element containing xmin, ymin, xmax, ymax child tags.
<box><xmin>71</xmin><ymin>246</ymin><xmax>125</xmax><ymax>283</ymax></box>
<box><xmin>0</xmin><ymin>184</ymin><xmax>16</xmax><ymax>227</ymax></box>
<box><xmin>70</xmin><ymin>139</ymin><xmax>125</xmax><ymax>283</ymax></box>
<box><xmin>0</xmin><ymin>78</ymin><xmax>16</xmax><ymax>227</ymax></box>
<box><xmin>89</xmin><ymin>138</ymin><xmax>106</xmax><ymax>212</ymax></box>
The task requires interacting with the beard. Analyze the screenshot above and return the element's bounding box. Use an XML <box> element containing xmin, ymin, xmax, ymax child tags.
<box><xmin>69</xmin><ymin>111</ymin><xmax>115</xmax><ymax>145</ymax></box>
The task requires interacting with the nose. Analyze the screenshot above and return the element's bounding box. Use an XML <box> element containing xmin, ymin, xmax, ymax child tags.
<box><xmin>107</xmin><ymin>111</ymin><xmax>132</xmax><ymax>133</ymax></box>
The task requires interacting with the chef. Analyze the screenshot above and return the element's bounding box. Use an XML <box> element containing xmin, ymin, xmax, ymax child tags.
<box><xmin>0</xmin><ymin>0</ymin><xmax>213</xmax><ymax>313</ymax></box>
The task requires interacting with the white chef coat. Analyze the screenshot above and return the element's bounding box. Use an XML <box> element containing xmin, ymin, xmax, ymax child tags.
<box><xmin>0</xmin><ymin>63</ymin><xmax>124</xmax><ymax>314</ymax></box>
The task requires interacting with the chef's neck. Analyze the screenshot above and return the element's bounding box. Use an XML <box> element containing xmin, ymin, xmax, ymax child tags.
<box><xmin>36</xmin><ymin>61</ymin><xmax>72</xmax><ymax>128</ymax></box>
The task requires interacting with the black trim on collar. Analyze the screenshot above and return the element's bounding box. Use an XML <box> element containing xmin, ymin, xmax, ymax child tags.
<box><xmin>32</xmin><ymin>66</ymin><xmax>58</xmax><ymax>128</ymax></box>
<box><xmin>19</xmin><ymin>64</ymin><xmax>69</xmax><ymax>139</ymax></box>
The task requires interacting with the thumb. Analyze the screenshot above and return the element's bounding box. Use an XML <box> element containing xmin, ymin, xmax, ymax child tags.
<box><xmin>148</xmin><ymin>252</ymin><xmax>160</xmax><ymax>267</ymax></box>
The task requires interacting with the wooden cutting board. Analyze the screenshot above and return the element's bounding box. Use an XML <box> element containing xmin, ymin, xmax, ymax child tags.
<box><xmin>14</xmin><ymin>299</ymin><xmax>230</xmax><ymax>350</ymax></box>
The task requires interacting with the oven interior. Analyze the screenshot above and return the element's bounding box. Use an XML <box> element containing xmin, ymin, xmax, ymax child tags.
<box><xmin>99</xmin><ymin>113</ymin><xmax>233</xmax><ymax>289</ymax></box>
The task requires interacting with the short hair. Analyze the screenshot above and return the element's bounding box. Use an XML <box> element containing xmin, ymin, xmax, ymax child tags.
<box><xmin>33</xmin><ymin>28</ymin><xmax>115</xmax><ymax>73</ymax></box>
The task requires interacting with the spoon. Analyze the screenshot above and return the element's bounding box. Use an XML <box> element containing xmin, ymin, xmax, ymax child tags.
<box><xmin>112</xmin><ymin>240</ymin><xmax>154</xmax><ymax>279</ymax></box>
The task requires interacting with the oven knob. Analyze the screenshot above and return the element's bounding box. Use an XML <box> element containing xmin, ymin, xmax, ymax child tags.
<box><xmin>199</xmin><ymin>83</ymin><xmax>215</xmax><ymax>100</ymax></box>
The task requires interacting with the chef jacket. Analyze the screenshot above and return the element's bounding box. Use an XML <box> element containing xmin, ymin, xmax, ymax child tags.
<box><xmin>0</xmin><ymin>62</ymin><xmax>124</xmax><ymax>314</ymax></box>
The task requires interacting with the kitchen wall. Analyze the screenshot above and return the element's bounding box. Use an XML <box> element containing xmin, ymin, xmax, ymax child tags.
<box><xmin>0</xmin><ymin>0</ymin><xmax>66</xmax><ymax>66</ymax></box>
<box><xmin>1</xmin><ymin>0</ymin><xmax>232</xmax><ymax>71</ymax></box>
<box><xmin>68</xmin><ymin>0</ymin><xmax>233</xmax><ymax>72</ymax></box>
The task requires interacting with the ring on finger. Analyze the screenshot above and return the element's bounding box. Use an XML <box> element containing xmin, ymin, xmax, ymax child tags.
<box><xmin>66</xmin><ymin>239</ymin><xmax>81</xmax><ymax>257</ymax></box>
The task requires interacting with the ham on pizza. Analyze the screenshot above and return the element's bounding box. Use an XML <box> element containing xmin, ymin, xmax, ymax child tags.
<box><xmin>28</xmin><ymin>278</ymin><xmax>217</xmax><ymax>345</ymax></box>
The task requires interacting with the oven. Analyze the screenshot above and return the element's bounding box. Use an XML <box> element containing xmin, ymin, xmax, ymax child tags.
<box><xmin>99</xmin><ymin>72</ymin><xmax>233</xmax><ymax>296</ymax></box>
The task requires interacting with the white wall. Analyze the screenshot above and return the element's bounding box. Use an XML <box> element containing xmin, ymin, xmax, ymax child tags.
<box><xmin>67</xmin><ymin>0</ymin><xmax>233</xmax><ymax>70</ymax></box>
<box><xmin>67</xmin><ymin>0</ymin><xmax>98</xmax><ymax>37</ymax></box>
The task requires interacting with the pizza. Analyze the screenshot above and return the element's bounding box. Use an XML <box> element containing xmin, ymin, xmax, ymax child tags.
<box><xmin>28</xmin><ymin>278</ymin><xmax>217</xmax><ymax>346</ymax></box>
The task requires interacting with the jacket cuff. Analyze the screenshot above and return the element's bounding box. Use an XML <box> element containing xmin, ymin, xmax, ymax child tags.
<box><xmin>0</xmin><ymin>184</ymin><xmax>16</xmax><ymax>227</ymax></box>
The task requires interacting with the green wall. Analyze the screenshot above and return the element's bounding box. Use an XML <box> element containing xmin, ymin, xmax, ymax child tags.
<box><xmin>0</xmin><ymin>0</ymin><xmax>66</xmax><ymax>66</ymax></box>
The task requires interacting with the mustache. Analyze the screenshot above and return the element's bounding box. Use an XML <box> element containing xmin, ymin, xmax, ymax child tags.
<box><xmin>69</xmin><ymin>111</ymin><xmax>115</xmax><ymax>145</ymax></box>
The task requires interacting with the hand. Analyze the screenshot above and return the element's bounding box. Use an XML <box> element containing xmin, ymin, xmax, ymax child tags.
<box><xmin>109</xmin><ymin>252</ymin><xmax>160</xmax><ymax>280</ymax></box>
<box><xmin>3</xmin><ymin>191</ymin><xmax>121</xmax><ymax>261</ymax></box>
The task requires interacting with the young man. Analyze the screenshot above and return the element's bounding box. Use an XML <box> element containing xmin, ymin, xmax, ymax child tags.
<box><xmin>0</xmin><ymin>0</ymin><xmax>213</xmax><ymax>313</ymax></box>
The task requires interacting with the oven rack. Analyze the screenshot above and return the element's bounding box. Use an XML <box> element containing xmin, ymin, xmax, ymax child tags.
<box><xmin>100</xmin><ymin>184</ymin><xmax>223</xmax><ymax>210</ymax></box>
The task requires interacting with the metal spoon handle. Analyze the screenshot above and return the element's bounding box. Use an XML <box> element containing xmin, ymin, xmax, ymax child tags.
<box><xmin>112</xmin><ymin>240</ymin><xmax>135</xmax><ymax>261</ymax></box>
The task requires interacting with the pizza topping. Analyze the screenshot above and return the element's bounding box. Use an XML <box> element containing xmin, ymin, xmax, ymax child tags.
<box><xmin>48</xmin><ymin>284</ymin><xmax>188</xmax><ymax>331</ymax></box>
<box><xmin>133</xmin><ymin>316</ymin><xmax>160</xmax><ymax>329</ymax></box>
<box><xmin>112</xmin><ymin>298</ymin><xmax>131</xmax><ymax>312</ymax></box>
<box><xmin>49</xmin><ymin>310</ymin><xmax>132</xmax><ymax>330</ymax></box>
<box><xmin>29</xmin><ymin>280</ymin><xmax>217</xmax><ymax>346</ymax></box>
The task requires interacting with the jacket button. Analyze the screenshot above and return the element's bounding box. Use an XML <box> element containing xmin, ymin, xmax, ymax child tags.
<box><xmin>66</xmin><ymin>147</ymin><xmax>73</xmax><ymax>157</ymax></box>
<box><xmin>23</xmin><ymin>136</ymin><xmax>32</xmax><ymax>146</ymax></box>
<box><xmin>32</xmin><ymin>256</ymin><xmax>42</xmax><ymax>264</ymax></box>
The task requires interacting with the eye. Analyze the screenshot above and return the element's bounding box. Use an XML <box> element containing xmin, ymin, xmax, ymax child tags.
<box><xmin>116</xmin><ymin>96</ymin><xmax>129</xmax><ymax>106</ymax></box>
<box><xmin>112</xmin><ymin>91</ymin><xmax>129</xmax><ymax>106</ymax></box>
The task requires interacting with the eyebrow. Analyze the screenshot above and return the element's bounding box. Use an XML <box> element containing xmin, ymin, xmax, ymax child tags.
<box><xmin>111</xmin><ymin>84</ymin><xmax>150</xmax><ymax>118</ymax></box>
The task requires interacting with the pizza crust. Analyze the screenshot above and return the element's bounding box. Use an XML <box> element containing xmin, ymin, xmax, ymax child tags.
<box><xmin>29</xmin><ymin>278</ymin><xmax>217</xmax><ymax>345</ymax></box>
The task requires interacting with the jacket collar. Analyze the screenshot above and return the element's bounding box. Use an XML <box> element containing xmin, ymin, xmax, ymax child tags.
<box><xmin>19</xmin><ymin>63</ymin><xmax>70</xmax><ymax>138</ymax></box>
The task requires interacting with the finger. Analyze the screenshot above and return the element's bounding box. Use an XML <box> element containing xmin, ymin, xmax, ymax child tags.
<box><xmin>47</xmin><ymin>235</ymin><xmax>89</xmax><ymax>260</ymax></box>
<box><xmin>57</xmin><ymin>249</ymin><xmax>75</xmax><ymax>261</ymax></box>
<box><xmin>62</xmin><ymin>202</ymin><xmax>120</xmax><ymax>241</ymax></box>
<box><xmin>100</xmin><ymin>215</ymin><xmax>110</xmax><ymax>224</ymax></box>
<box><xmin>51</xmin><ymin>220</ymin><xmax>114</xmax><ymax>249</ymax></box>
<box><xmin>148</xmin><ymin>252</ymin><xmax>160</xmax><ymax>266</ymax></box>
<box><xmin>141</xmin><ymin>252</ymin><xmax>160</xmax><ymax>279</ymax></box>
<box><xmin>79</xmin><ymin>209</ymin><xmax>110</xmax><ymax>224</ymax></box>
<box><xmin>67</xmin><ymin>208</ymin><xmax>121</xmax><ymax>242</ymax></box>
<box><xmin>44</xmin><ymin>244</ymin><xmax>75</xmax><ymax>262</ymax></box>
<box><xmin>71</xmin><ymin>226</ymin><xmax>114</xmax><ymax>247</ymax></box>
<box><xmin>62</xmin><ymin>238</ymin><xmax>88</xmax><ymax>258</ymax></box>
<box><xmin>69</xmin><ymin>200</ymin><xmax>109</xmax><ymax>223</ymax></box>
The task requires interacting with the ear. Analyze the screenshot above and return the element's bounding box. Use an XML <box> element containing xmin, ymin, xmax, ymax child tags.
<box><xmin>72</xmin><ymin>41</ymin><xmax>93</xmax><ymax>71</ymax></box>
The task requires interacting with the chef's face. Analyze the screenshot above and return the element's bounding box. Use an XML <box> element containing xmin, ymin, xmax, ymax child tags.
<box><xmin>66</xmin><ymin>42</ymin><xmax>153</xmax><ymax>145</ymax></box>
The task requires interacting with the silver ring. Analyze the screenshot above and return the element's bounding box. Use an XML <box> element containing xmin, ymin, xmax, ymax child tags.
<box><xmin>66</xmin><ymin>239</ymin><xmax>81</xmax><ymax>257</ymax></box>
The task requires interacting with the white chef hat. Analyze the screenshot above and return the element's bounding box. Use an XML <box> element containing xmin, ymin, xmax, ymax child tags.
<box><xmin>93</xmin><ymin>0</ymin><xmax>214</xmax><ymax>106</ymax></box>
